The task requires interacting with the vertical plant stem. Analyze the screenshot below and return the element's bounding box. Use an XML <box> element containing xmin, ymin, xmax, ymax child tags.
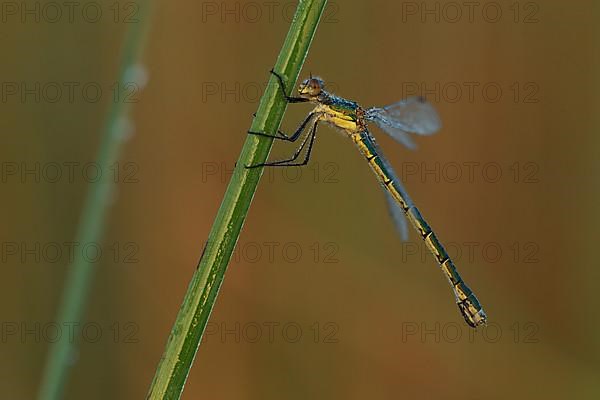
<box><xmin>146</xmin><ymin>0</ymin><xmax>328</xmax><ymax>398</ymax></box>
<box><xmin>37</xmin><ymin>3</ymin><xmax>154</xmax><ymax>399</ymax></box>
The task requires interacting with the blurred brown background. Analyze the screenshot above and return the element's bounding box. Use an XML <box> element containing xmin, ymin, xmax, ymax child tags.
<box><xmin>1</xmin><ymin>0</ymin><xmax>599</xmax><ymax>399</ymax></box>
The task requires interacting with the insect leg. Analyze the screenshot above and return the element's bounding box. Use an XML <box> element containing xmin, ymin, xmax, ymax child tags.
<box><xmin>246</xmin><ymin>119</ymin><xmax>319</xmax><ymax>168</ymax></box>
<box><xmin>247</xmin><ymin>112</ymin><xmax>315</xmax><ymax>142</ymax></box>
<box><xmin>270</xmin><ymin>68</ymin><xmax>309</xmax><ymax>103</ymax></box>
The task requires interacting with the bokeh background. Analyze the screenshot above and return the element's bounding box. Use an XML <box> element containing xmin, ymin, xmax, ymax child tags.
<box><xmin>2</xmin><ymin>0</ymin><xmax>599</xmax><ymax>399</ymax></box>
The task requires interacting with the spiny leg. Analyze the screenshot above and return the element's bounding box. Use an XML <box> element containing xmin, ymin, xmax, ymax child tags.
<box><xmin>245</xmin><ymin>125</ymin><xmax>312</xmax><ymax>169</ymax></box>
<box><xmin>286</xmin><ymin>120</ymin><xmax>319</xmax><ymax>167</ymax></box>
<box><xmin>274</xmin><ymin>120</ymin><xmax>319</xmax><ymax>167</ymax></box>
<box><xmin>248</xmin><ymin>112</ymin><xmax>316</xmax><ymax>142</ymax></box>
<box><xmin>247</xmin><ymin>120</ymin><xmax>319</xmax><ymax>168</ymax></box>
<box><xmin>269</xmin><ymin>68</ymin><xmax>309</xmax><ymax>103</ymax></box>
<box><xmin>244</xmin><ymin>69</ymin><xmax>313</xmax><ymax>168</ymax></box>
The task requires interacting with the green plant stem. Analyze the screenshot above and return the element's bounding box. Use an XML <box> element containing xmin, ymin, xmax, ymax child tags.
<box><xmin>146</xmin><ymin>1</ymin><xmax>328</xmax><ymax>398</ymax></box>
<box><xmin>37</xmin><ymin>3</ymin><xmax>154</xmax><ymax>400</ymax></box>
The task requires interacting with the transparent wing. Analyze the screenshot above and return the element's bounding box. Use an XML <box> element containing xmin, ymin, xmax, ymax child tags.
<box><xmin>366</xmin><ymin>96</ymin><xmax>441</xmax><ymax>150</ymax></box>
<box><xmin>384</xmin><ymin>190</ymin><xmax>409</xmax><ymax>241</ymax></box>
<box><xmin>361</xmin><ymin>130</ymin><xmax>413</xmax><ymax>242</ymax></box>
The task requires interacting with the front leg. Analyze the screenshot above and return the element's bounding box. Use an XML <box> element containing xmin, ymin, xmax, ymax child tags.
<box><xmin>270</xmin><ymin>68</ymin><xmax>309</xmax><ymax>103</ymax></box>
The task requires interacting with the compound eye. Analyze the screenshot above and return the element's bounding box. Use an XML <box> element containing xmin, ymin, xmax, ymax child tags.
<box><xmin>298</xmin><ymin>77</ymin><xmax>324</xmax><ymax>97</ymax></box>
<box><xmin>308</xmin><ymin>78</ymin><xmax>323</xmax><ymax>95</ymax></box>
<box><xmin>298</xmin><ymin>78</ymin><xmax>311</xmax><ymax>93</ymax></box>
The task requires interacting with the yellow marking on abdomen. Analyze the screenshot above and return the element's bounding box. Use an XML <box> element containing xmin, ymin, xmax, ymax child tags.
<box><xmin>350</xmin><ymin>131</ymin><xmax>486</xmax><ymax>327</ymax></box>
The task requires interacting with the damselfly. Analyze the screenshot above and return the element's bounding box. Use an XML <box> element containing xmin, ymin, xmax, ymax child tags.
<box><xmin>247</xmin><ymin>70</ymin><xmax>487</xmax><ymax>328</ymax></box>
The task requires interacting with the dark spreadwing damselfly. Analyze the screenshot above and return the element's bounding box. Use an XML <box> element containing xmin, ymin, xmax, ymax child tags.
<box><xmin>246</xmin><ymin>70</ymin><xmax>487</xmax><ymax>328</ymax></box>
